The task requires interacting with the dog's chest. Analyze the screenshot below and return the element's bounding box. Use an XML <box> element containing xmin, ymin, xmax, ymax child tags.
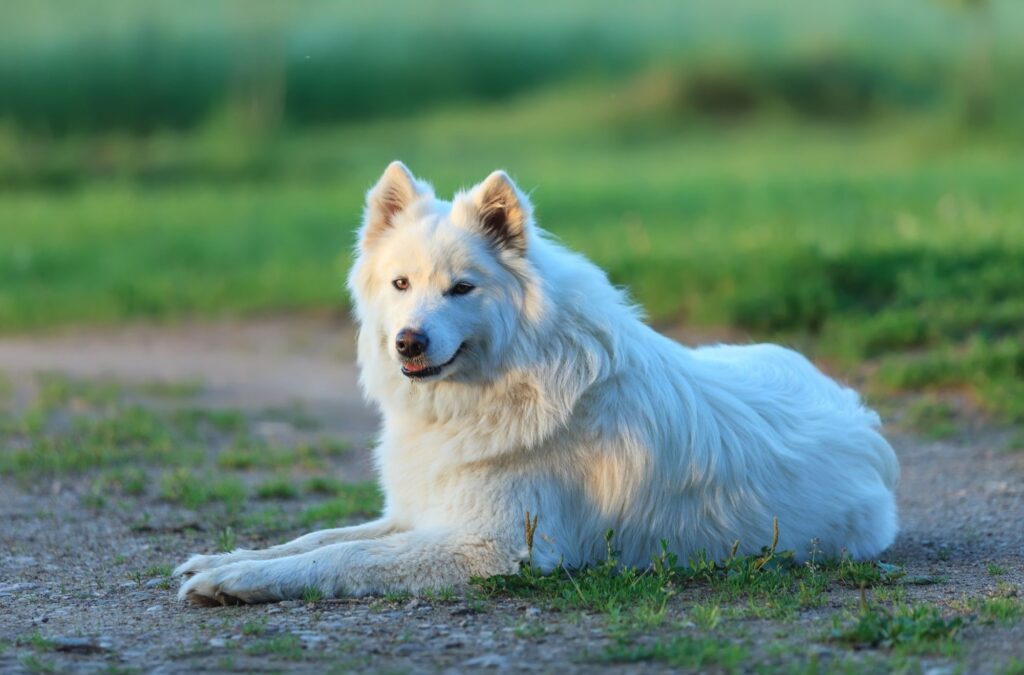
<box><xmin>376</xmin><ymin>430</ymin><xmax>477</xmax><ymax>525</ymax></box>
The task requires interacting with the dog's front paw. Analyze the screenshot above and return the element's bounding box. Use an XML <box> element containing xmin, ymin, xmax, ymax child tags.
<box><xmin>178</xmin><ymin>562</ymin><xmax>270</xmax><ymax>606</ymax></box>
<box><xmin>178</xmin><ymin>559</ymin><xmax>316</xmax><ymax>606</ymax></box>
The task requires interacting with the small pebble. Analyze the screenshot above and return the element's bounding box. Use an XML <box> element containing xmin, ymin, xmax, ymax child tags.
<box><xmin>464</xmin><ymin>653</ymin><xmax>508</xmax><ymax>668</ymax></box>
<box><xmin>53</xmin><ymin>637</ymin><xmax>112</xmax><ymax>654</ymax></box>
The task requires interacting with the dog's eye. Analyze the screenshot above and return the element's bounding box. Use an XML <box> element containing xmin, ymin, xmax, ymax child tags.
<box><xmin>392</xmin><ymin>277</ymin><xmax>409</xmax><ymax>291</ymax></box>
<box><xmin>449</xmin><ymin>282</ymin><xmax>475</xmax><ymax>296</ymax></box>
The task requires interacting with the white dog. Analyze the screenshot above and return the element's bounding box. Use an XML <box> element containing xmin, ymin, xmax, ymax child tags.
<box><xmin>175</xmin><ymin>162</ymin><xmax>899</xmax><ymax>605</ymax></box>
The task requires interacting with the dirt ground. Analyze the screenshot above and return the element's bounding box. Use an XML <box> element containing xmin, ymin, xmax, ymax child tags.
<box><xmin>1</xmin><ymin>316</ymin><xmax>1022</xmax><ymax>674</ymax></box>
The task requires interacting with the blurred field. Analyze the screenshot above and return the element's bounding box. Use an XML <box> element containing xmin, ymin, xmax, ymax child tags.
<box><xmin>1</xmin><ymin>0</ymin><xmax>1023</xmax><ymax>422</ymax></box>
<box><xmin>3</xmin><ymin>0</ymin><xmax>1022</xmax><ymax>134</ymax></box>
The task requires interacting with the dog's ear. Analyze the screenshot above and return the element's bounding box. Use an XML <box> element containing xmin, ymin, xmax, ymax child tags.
<box><xmin>360</xmin><ymin>161</ymin><xmax>431</xmax><ymax>249</ymax></box>
<box><xmin>467</xmin><ymin>170</ymin><xmax>531</xmax><ymax>255</ymax></box>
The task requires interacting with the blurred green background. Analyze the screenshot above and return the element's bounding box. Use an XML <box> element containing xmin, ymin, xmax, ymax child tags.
<box><xmin>1</xmin><ymin>0</ymin><xmax>1022</xmax><ymax>420</ymax></box>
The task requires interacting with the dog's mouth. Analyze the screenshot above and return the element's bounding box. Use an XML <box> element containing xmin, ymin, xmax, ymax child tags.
<box><xmin>401</xmin><ymin>343</ymin><xmax>465</xmax><ymax>379</ymax></box>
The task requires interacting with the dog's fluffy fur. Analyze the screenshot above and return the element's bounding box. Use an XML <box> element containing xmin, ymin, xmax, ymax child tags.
<box><xmin>176</xmin><ymin>162</ymin><xmax>899</xmax><ymax>605</ymax></box>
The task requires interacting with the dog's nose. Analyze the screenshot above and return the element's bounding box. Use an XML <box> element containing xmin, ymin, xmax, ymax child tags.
<box><xmin>395</xmin><ymin>329</ymin><xmax>429</xmax><ymax>358</ymax></box>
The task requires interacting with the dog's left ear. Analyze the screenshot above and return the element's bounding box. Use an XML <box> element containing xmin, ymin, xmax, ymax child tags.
<box><xmin>467</xmin><ymin>170</ymin><xmax>531</xmax><ymax>255</ymax></box>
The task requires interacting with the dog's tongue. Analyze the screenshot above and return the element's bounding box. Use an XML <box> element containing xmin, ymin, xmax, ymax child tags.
<box><xmin>403</xmin><ymin>361</ymin><xmax>427</xmax><ymax>373</ymax></box>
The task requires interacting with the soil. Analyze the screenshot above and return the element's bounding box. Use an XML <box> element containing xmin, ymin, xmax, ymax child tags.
<box><xmin>0</xmin><ymin>316</ymin><xmax>1022</xmax><ymax>674</ymax></box>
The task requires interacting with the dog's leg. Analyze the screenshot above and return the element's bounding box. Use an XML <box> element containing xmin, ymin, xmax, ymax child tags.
<box><xmin>178</xmin><ymin>530</ymin><xmax>520</xmax><ymax>605</ymax></box>
<box><xmin>173</xmin><ymin>518</ymin><xmax>402</xmax><ymax>578</ymax></box>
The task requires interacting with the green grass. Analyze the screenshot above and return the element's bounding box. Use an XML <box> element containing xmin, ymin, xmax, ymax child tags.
<box><xmin>241</xmin><ymin>618</ymin><xmax>268</xmax><ymax>637</ymax></box>
<box><xmin>217</xmin><ymin>526</ymin><xmax>238</xmax><ymax>553</ymax></box>
<box><xmin>0</xmin><ymin>373</ymin><xmax>223</xmax><ymax>478</ymax></box>
<box><xmin>591</xmin><ymin>635</ymin><xmax>747</xmax><ymax>671</ymax></box>
<box><xmin>91</xmin><ymin>467</ymin><xmax>149</xmax><ymax>497</ymax></box>
<box><xmin>474</xmin><ymin>528</ymin><xmax>904</xmax><ymax>624</ymax></box>
<box><xmin>131</xmin><ymin>564</ymin><xmax>173</xmax><ymax>589</ymax></box>
<box><xmin>831</xmin><ymin>604</ymin><xmax>964</xmax><ymax>654</ymax></box>
<box><xmin>304</xmin><ymin>476</ymin><xmax>345</xmax><ymax>495</ymax></box>
<box><xmin>0</xmin><ymin>371</ymin><xmax>11</xmax><ymax>407</ymax></box>
<box><xmin>1002</xmin><ymin>658</ymin><xmax>1024</xmax><ymax>675</ymax></box>
<box><xmin>0</xmin><ymin>406</ymin><xmax>185</xmax><ymax>477</ymax></box>
<box><xmin>0</xmin><ymin>373</ymin><xmax>359</xmax><ymax>511</ymax></box>
<box><xmin>19</xmin><ymin>654</ymin><xmax>57</xmax><ymax>674</ymax></box>
<box><xmin>1007</xmin><ymin>431</ymin><xmax>1024</xmax><ymax>453</ymax></box>
<box><xmin>36</xmin><ymin>372</ymin><xmax>121</xmax><ymax>408</ymax></box>
<box><xmin>158</xmin><ymin>468</ymin><xmax>246</xmax><ymax>510</ymax></box>
<box><xmin>172</xmin><ymin>408</ymin><xmax>248</xmax><ymax>437</ymax></box>
<box><xmin>255</xmin><ymin>477</ymin><xmax>299</xmax><ymax>500</ymax></box>
<box><xmin>137</xmin><ymin>380</ymin><xmax>204</xmax><ymax>399</ymax></box>
<box><xmin>33</xmin><ymin>374</ymin><xmax>202</xmax><ymax>406</ymax></box>
<box><xmin>969</xmin><ymin>596</ymin><xmax>1024</xmax><ymax>626</ymax></box>
<box><xmin>299</xmin><ymin>482</ymin><xmax>383</xmax><ymax>525</ymax></box>
<box><xmin>22</xmin><ymin>632</ymin><xmax>54</xmax><ymax>652</ymax></box>
<box><xmin>301</xmin><ymin>586</ymin><xmax>325</xmax><ymax>603</ymax></box>
<box><xmin>2</xmin><ymin>95</ymin><xmax>1023</xmax><ymax>421</ymax></box>
<box><xmin>902</xmin><ymin>396</ymin><xmax>958</xmax><ymax>439</ymax></box>
<box><xmin>244</xmin><ymin>634</ymin><xmax>303</xmax><ymax>660</ymax></box>
<box><xmin>217</xmin><ymin>439</ymin><xmax>347</xmax><ymax>471</ymax></box>
<box><xmin>3</xmin><ymin>0</ymin><xmax>1022</xmax><ymax>136</ymax></box>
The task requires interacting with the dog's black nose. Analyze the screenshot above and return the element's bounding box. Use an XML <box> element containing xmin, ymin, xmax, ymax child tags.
<box><xmin>395</xmin><ymin>329</ymin><xmax>429</xmax><ymax>358</ymax></box>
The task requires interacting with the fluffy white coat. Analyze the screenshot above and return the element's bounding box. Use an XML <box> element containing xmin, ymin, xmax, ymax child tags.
<box><xmin>176</xmin><ymin>162</ymin><xmax>899</xmax><ymax>605</ymax></box>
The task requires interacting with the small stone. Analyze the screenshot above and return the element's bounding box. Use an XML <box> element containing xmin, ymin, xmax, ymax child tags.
<box><xmin>53</xmin><ymin>637</ymin><xmax>111</xmax><ymax>654</ymax></box>
<box><xmin>394</xmin><ymin>643</ymin><xmax>424</xmax><ymax>656</ymax></box>
<box><xmin>464</xmin><ymin>653</ymin><xmax>508</xmax><ymax>668</ymax></box>
<box><xmin>985</xmin><ymin>481</ymin><xmax>1011</xmax><ymax>494</ymax></box>
<box><xmin>145</xmin><ymin>605</ymin><xmax>162</xmax><ymax>613</ymax></box>
<box><xmin>208</xmin><ymin>638</ymin><xmax>227</xmax><ymax>648</ymax></box>
<box><xmin>296</xmin><ymin>632</ymin><xmax>326</xmax><ymax>646</ymax></box>
<box><xmin>6</xmin><ymin>556</ymin><xmax>38</xmax><ymax>568</ymax></box>
<box><xmin>405</xmin><ymin>598</ymin><xmax>421</xmax><ymax>610</ymax></box>
<box><xmin>318</xmin><ymin>621</ymin><xmax>347</xmax><ymax>630</ymax></box>
<box><xmin>145</xmin><ymin>578</ymin><xmax>168</xmax><ymax>589</ymax></box>
<box><xmin>255</xmin><ymin>420</ymin><xmax>295</xmax><ymax>441</ymax></box>
<box><xmin>524</xmin><ymin>606</ymin><xmax>541</xmax><ymax>617</ymax></box>
<box><xmin>0</xmin><ymin>582</ymin><xmax>38</xmax><ymax>597</ymax></box>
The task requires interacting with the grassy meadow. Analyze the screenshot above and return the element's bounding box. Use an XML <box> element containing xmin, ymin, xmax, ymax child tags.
<box><xmin>1</xmin><ymin>1</ymin><xmax>1023</xmax><ymax>417</ymax></box>
<box><xmin>4</xmin><ymin>98</ymin><xmax>1024</xmax><ymax>424</ymax></box>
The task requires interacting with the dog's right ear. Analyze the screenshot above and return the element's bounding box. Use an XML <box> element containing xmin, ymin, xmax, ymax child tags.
<box><xmin>360</xmin><ymin>161</ymin><xmax>431</xmax><ymax>250</ymax></box>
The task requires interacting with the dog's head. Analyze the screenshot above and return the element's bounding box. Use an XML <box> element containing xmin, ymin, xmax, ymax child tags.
<box><xmin>348</xmin><ymin>162</ymin><xmax>544</xmax><ymax>384</ymax></box>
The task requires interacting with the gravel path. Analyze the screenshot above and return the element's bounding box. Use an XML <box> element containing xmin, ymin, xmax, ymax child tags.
<box><xmin>0</xmin><ymin>317</ymin><xmax>1021</xmax><ymax>673</ymax></box>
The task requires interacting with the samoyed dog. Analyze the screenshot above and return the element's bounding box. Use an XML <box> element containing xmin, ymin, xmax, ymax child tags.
<box><xmin>175</xmin><ymin>162</ymin><xmax>899</xmax><ymax>605</ymax></box>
